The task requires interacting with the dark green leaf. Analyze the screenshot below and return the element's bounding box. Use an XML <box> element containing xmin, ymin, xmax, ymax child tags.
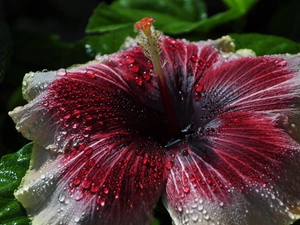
<box><xmin>230</xmin><ymin>33</ymin><xmax>300</xmax><ymax>55</ymax></box>
<box><xmin>0</xmin><ymin>142</ymin><xmax>33</xmax><ymax>224</ymax></box>
<box><xmin>0</xmin><ymin>21</ymin><xmax>13</xmax><ymax>83</ymax></box>
<box><xmin>86</xmin><ymin>0</ymin><xmax>207</xmax><ymax>35</ymax></box>
<box><xmin>63</xmin><ymin>27</ymin><xmax>136</xmax><ymax>67</ymax></box>
<box><xmin>86</xmin><ymin>0</ymin><xmax>257</xmax><ymax>35</ymax></box>
<box><xmin>194</xmin><ymin>0</ymin><xmax>258</xmax><ymax>33</ymax></box>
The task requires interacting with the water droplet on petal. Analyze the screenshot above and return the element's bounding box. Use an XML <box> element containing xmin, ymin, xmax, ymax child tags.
<box><xmin>74</xmin><ymin>216</ymin><xmax>80</xmax><ymax>223</ymax></box>
<box><xmin>143</xmin><ymin>70</ymin><xmax>151</xmax><ymax>81</ymax></box>
<box><xmin>195</xmin><ymin>84</ymin><xmax>203</xmax><ymax>93</ymax></box>
<box><xmin>166</xmin><ymin>161</ymin><xmax>174</xmax><ymax>170</ymax></box>
<box><xmin>73</xmin><ymin>176</ymin><xmax>82</xmax><ymax>186</ymax></box>
<box><xmin>75</xmin><ymin>191</ymin><xmax>83</xmax><ymax>201</ymax></box>
<box><xmin>103</xmin><ymin>187</ymin><xmax>109</xmax><ymax>194</ymax></box>
<box><xmin>82</xmin><ymin>179</ymin><xmax>92</xmax><ymax>189</ymax></box>
<box><xmin>181</xmin><ymin>149</ymin><xmax>189</xmax><ymax>156</ymax></box>
<box><xmin>198</xmin><ymin>204</ymin><xmax>203</xmax><ymax>211</ymax></box>
<box><xmin>183</xmin><ymin>186</ymin><xmax>190</xmax><ymax>193</ymax></box>
<box><xmin>125</xmin><ymin>55</ymin><xmax>135</xmax><ymax>64</ymax></box>
<box><xmin>91</xmin><ymin>183</ymin><xmax>100</xmax><ymax>193</ymax></box>
<box><xmin>191</xmin><ymin>213</ymin><xmax>199</xmax><ymax>222</ymax></box>
<box><xmin>84</xmin><ymin>147</ymin><xmax>93</xmax><ymax>156</ymax></box>
<box><xmin>97</xmin><ymin>197</ymin><xmax>105</xmax><ymax>206</ymax></box>
<box><xmin>203</xmin><ymin>214</ymin><xmax>210</xmax><ymax>220</ymax></box>
<box><xmin>57</xmin><ymin>69</ymin><xmax>67</xmax><ymax>76</ymax></box>
<box><xmin>85</xmin><ymin>70</ymin><xmax>96</xmax><ymax>79</ymax></box>
<box><xmin>135</xmin><ymin>77</ymin><xmax>143</xmax><ymax>86</ymax></box>
<box><xmin>58</xmin><ymin>193</ymin><xmax>65</xmax><ymax>203</ymax></box>
<box><xmin>191</xmin><ymin>55</ymin><xmax>198</xmax><ymax>63</ymax></box>
<box><xmin>63</xmin><ymin>114</ymin><xmax>71</xmax><ymax>119</ymax></box>
<box><xmin>276</xmin><ymin>58</ymin><xmax>287</xmax><ymax>67</ymax></box>
<box><xmin>129</xmin><ymin>63</ymin><xmax>140</xmax><ymax>72</ymax></box>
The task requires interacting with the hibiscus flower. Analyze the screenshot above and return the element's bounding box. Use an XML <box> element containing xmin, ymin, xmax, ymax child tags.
<box><xmin>9</xmin><ymin>17</ymin><xmax>300</xmax><ymax>225</ymax></box>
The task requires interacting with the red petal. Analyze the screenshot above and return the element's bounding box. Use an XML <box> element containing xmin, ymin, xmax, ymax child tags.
<box><xmin>192</xmin><ymin>55</ymin><xmax>300</xmax><ymax>128</ymax></box>
<box><xmin>164</xmin><ymin>49</ymin><xmax>300</xmax><ymax>224</ymax></box>
<box><xmin>15</xmin><ymin>134</ymin><xmax>169</xmax><ymax>224</ymax></box>
<box><xmin>165</xmin><ymin>112</ymin><xmax>300</xmax><ymax>224</ymax></box>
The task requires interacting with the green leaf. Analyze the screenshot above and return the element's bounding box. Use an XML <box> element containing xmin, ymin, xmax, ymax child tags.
<box><xmin>86</xmin><ymin>0</ymin><xmax>207</xmax><ymax>35</ymax></box>
<box><xmin>230</xmin><ymin>33</ymin><xmax>300</xmax><ymax>55</ymax></box>
<box><xmin>63</xmin><ymin>27</ymin><xmax>136</xmax><ymax>67</ymax></box>
<box><xmin>0</xmin><ymin>142</ymin><xmax>33</xmax><ymax>224</ymax></box>
<box><xmin>151</xmin><ymin>218</ymin><xmax>160</xmax><ymax>225</ymax></box>
<box><xmin>0</xmin><ymin>20</ymin><xmax>13</xmax><ymax>83</ymax></box>
<box><xmin>194</xmin><ymin>0</ymin><xmax>258</xmax><ymax>33</ymax></box>
<box><xmin>86</xmin><ymin>0</ymin><xmax>257</xmax><ymax>35</ymax></box>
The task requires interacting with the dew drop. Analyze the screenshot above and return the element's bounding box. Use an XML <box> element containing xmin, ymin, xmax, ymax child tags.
<box><xmin>97</xmin><ymin>197</ymin><xmax>105</xmax><ymax>206</ymax></box>
<box><xmin>85</xmin><ymin>70</ymin><xmax>96</xmax><ymax>79</ymax></box>
<box><xmin>168</xmin><ymin>39</ymin><xmax>176</xmax><ymax>45</ymax></box>
<box><xmin>191</xmin><ymin>213</ymin><xmax>199</xmax><ymax>222</ymax></box>
<box><xmin>84</xmin><ymin>147</ymin><xmax>93</xmax><ymax>156</ymax></box>
<box><xmin>73</xmin><ymin>176</ymin><xmax>82</xmax><ymax>186</ymax></box>
<box><xmin>58</xmin><ymin>193</ymin><xmax>65</xmax><ymax>203</ymax></box>
<box><xmin>82</xmin><ymin>179</ymin><xmax>92</xmax><ymax>189</ymax></box>
<box><xmin>198</xmin><ymin>204</ymin><xmax>203</xmax><ymax>211</ymax></box>
<box><xmin>181</xmin><ymin>149</ymin><xmax>189</xmax><ymax>156</ymax></box>
<box><xmin>143</xmin><ymin>70</ymin><xmax>151</xmax><ymax>81</ymax></box>
<box><xmin>74</xmin><ymin>216</ymin><xmax>80</xmax><ymax>223</ymax></box>
<box><xmin>57</xmin><ymin>69</ymin><xmax>67</xmax><ymax>76</ymax></box>
<box><xmin>90</xmin><ymin>183</ymin><xmax>100</xmax><ymax>193</ymax></box>
<box><xmin>142</xmin><ymin>157</ymin><xmax>148</xmax><ymax>165</ymax></box>
<box><xmin>178</xmin><ymin>90</ymin><xmax>184</xmax><ymax>101</ymax></box>
<box><xmin>195</xmin><ymin>84</ymin><xmax>203</xmax><ymax>93</ymax></box>
<box><xmin>103</xmin><ymin>187</ymin><xmax>109</xmax><ymax>194</ymax></box>
<box><xmin>146</xmin><ymin>59</ymin><xmax>153</xmax><ymax>68</ymax></box>
<box><xmin>276</xmin><ymin>58</ymin><xmax>287</xmax><ymax>67</ymax></box>
<box><xmin>125</xmin><ymin>55</ymin><xmax>135</xmax><ymax>64</ymax></box>
<box><xmin>183</xmin><ymin>186</ymin><xmax>190</xmax><ymax>193</ymax></box>
<box><xmin>191</xmin><ymin>55</ymin><xmax>198</xmax><ymax>63</ymax></box>
<box><xmin>63</xmin><ymin>114</ymin><xmax>71</xmax><ymax>119</ymax></box>
<box><xmin>75</xmin><ymin>191</ymin><xmax>84</xmax><ymax>201</ymax></box>
<box><xmin>176</xmin><ymin>202</ymin><xmax>183</xmax><ymax>212</ymax></box>
<box><xmin>135</xmin><ymin>77</ymin><xmax>143</xmax><ymax>86</ymax></box>
<box><xmin>204</xmin><ymin>214</ymin><xmax>210</xmax><ymax>220</ymax></box>
<box><xmin>129</xmin><ymin>63</ymin><xmax>140</xmax><ymax>72</ymax></box>
<box><xmin>166</xmin><ymin>161</ymin><xmax>174</xmax><ymax>170</ymax></box>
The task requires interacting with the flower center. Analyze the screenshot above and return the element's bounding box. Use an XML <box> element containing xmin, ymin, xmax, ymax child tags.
<box><xmin>135</xmin><ymin>17</ymin><xmax>181</xmax><ymax>140</ymax></box>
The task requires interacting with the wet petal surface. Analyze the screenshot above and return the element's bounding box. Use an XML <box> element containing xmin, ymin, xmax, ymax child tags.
<box><xmin>9</xmin><ymin>32</ymin><xmax>300</xmax><ymax>225</ymax></box>
<box><xmin>15</xmin><ymin>134</ymin><xmax>168</xmax><ymax>225</ymax></box>
<box><xmin>164</xmin><ymin>54</ymin><xmax>300</xmax><ymax>224</ymax></box>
